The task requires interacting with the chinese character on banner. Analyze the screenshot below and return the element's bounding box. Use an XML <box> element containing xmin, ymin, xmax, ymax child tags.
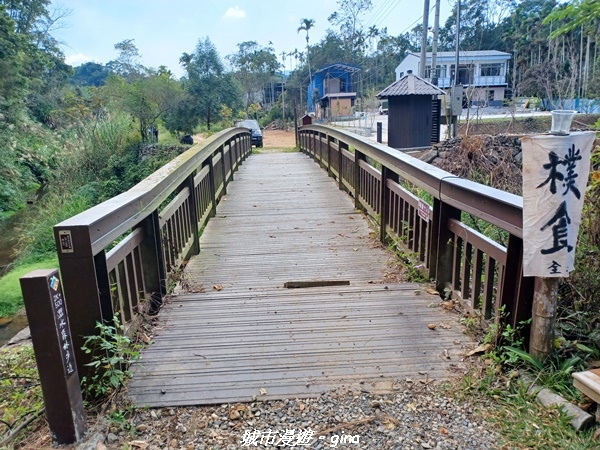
<box><xmin>522</xmin><ymin>132</ymin><xmax>595</xmax><ymax>277</ymax></box>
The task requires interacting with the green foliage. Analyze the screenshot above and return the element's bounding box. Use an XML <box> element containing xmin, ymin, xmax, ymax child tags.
<box><xmin>0</xmin><ymin>118</ymin><xmax>60</xmax><ymax>215</ymax></box>
<box><xmin>227</xmin><ymin>40</ymin><xmax>280</xmax><ymax>112</ymax></box>
<box><xmin>81</xmin><ymin>316</ymin><xmax>140</xmax><ymax>400</ymax></box>
<box><xmin>103</xmin><ymin>71</ymin><xmax>184</xmax><ymax>142</ymax></box>
<box><xmin>71</xmin><ymin>62</ymin><xmax>110</xmax><ymax>87</ymax></box>
<box><xmin>452</xmin><ymin>368</ymin><xmax>597</xmax><ymax>449</ymax></box>
<box><xmin>177</xmin><ymin>37</ymin><xmax>242</xmax><ymax>132</ymax></box>
<box><xmin>544</xmin><ymin>0</ymin><xmax>600</xmax><ymax>38</ymax></box>
<box><xmin>0</xmin><ymin>257</ymin><xmax>58</xmax><ymax>317</ymax></box>
<box><xmin>0</xmin><ymin>344</ymin><xmax>44</xmax><ymax>436</ymax></box>
<box><xmin>16</xmin><ymin>191</ymin><xmax>93</xmax><ymax>263</ymax></box>
<box><xmin>557</xmin><ymin>144</ymin><xmax>600</xmax><ymax>355</ymax></box>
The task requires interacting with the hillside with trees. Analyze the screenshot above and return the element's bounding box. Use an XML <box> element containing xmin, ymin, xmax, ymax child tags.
<box><xmin>1</xmin><ymin>1</ymin><xmax>600</xmax><ymax>447</ymax></box>
<box><xmin>0</xmin><ymin>0</ymin><xmax>600</xmax><ymax>232</ymax></box>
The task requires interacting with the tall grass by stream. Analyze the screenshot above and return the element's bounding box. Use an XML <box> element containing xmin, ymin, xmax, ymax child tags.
<box><xmin>0</xmin><ymin>113</ymin><xmax>180</xmax><ymax>317</ymax></box>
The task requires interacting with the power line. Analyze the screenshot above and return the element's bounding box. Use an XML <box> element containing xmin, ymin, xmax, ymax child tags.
<box><xmin>366</xmin><ymin>0</ymin><xmax>397</xmax><ymax>27</ymax></box>
<box><xmin>373</xmin><ymin>0</ymin><xmax>404</xmax><ymax>27</ymax></box>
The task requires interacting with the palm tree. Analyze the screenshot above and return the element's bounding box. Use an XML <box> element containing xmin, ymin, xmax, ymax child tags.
<box><xmin>297</xmin><ymin>18</ymin><xmax>315</xmax><ymax>86</ymax></box>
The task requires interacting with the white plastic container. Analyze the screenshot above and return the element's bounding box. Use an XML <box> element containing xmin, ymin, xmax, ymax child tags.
<box><xmin>550</xmin><ymin>110</ymin><xmax>576</xmax><ymax>135</ymax></box>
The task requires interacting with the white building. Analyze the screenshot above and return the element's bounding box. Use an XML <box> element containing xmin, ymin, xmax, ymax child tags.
<box><xmin>395</xmin><ymin>50</ymin><xmax>511</xmax><ymax>106</ymax></box>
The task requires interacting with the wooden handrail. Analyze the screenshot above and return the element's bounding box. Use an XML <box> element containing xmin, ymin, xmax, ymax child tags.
<box><xmin>55</xmin><ymin>128</ymin><xmax>249</xmax><ymax>254</ymax></box>
<box><xmin>300</xmin><ymin>125</ymin><xmax>523</xmax><ymax>237</ymax></box>
<box><xmin>299</xmin><ymin>125</ymin><xmax>532</xmax><ymax>341</ymax></box>
<box><xmin>53</xmin><ymin>127</ymin><xmax>252</xmax><ymax>377</ymax></box>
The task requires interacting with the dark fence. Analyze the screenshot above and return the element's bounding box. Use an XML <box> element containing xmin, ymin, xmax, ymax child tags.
<box><xmin>299</xmin><ymin>125</ymin><xmax>533</xmax><ymax>339</ymax></box>
<box><xmin>53</xmin><ymin>128</ymin><xmax>252</xmax><ymax>375</ymax></box>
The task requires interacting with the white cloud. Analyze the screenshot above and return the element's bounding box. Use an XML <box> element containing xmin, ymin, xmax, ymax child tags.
<box><xmin>223</xmin><ymin>6</ymin><xmax>246</xmax><ymax>20</ymax></box>
<box><xmin>65</xmin><ymin>53</ymin><xmax>92</xmax><ymax>66</ymax></box>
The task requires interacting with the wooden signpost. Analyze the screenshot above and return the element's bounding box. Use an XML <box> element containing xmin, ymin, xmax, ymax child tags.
<box><xmin>20</xmin><ymin>269</ymin><xmax>86</xmax><ymax>444</ymax></box>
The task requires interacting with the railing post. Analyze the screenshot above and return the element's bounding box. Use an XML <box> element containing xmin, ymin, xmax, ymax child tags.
<box><xmin>204</xmin><ymin>156</ymin><xmax>217</xmax><ymax>218</ymax></box>
<box><xmin>20</xmin><ymin>269</ymin><xmax>86</xmax><ymax>444</ymax></box>
<box><xmin>377</xmin><ymin>122</ymin><xmax>383</xmax><ymax>143</ymax></box>
<box><xmin>339</xmin><ymin>140</ymin><xmax>348</xmax><ymax>193</ymax></box>
<box><xmin>220</xmin><ymin>146</ymin><xmax>228</xmax><ymax>195</ymax></box>
<box><xmin>380</xmin><ymin>166</ymin><xmax>399</xmax><ymax>243</ymax></box>
<box><xmin>136</xmin><ymin>210</ymin><xmax>167</xmax><ymax>312</ymax></box>
<box><xmin>184</xmin><ymin>173</ymin><xmax>200</xmax><ymax>256</ymax></box>
<box><xmin>354</xmin><ymin>150</ymin><xmax>367</xmax><ymax>210</ymax></box>
<box><xmin>227</xmin><ymin>141</ymin><xmax>234</xmax><ymax>182</ymax></box>
<box><xmin>529</xmin><ymin>277</ymin><xmax>559</xmax><ymax>359</ymax></box>
<box><xmin>327</xmin><ymin>133</ymin><xmax>332</xmax><ymax>177</ymax></box>
<box><xmin>54</xmin><ymin>226</ymin><xmax>112</xmax><ymax>376</ymax></box>
<box><xmin>500</xmin><ymin>235</ymin><xmax>534</xmax><ymax>338</ymax></box>
<box><xmin>429</xmin><ymin>199</ymin><xmax>461</xmax><ymax>291</ymax></box>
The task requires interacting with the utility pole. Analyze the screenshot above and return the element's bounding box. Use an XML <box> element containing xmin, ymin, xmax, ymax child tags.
<box><xmin>452</xmin><ymin>0</ymin><xmax>461</xmax><ymax>138</ymax></box>
<box><xmin>419</xmin><ymin>0</ymin><xmax>431</xmax><ymax>78</ymax></box>
<box><xmin>453</xmin><ymin>0</ymin><xmax>460</xmax><ymax>86</ymax></box>
<box><xmin>431</xmin><ymin>0</ymin><xmax>441</xmax><ymax>85</ymax></box>
<box><xmin>281</xmin><ymin>52</ymin><xmax>286</xmax><ymax>127</ymax></box>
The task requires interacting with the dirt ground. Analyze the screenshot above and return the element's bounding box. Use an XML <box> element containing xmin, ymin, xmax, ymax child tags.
<box><xmin>262</xmin><ymin>129</ymin><xmax>296</xmax><ymax>149</ymax></box>
<box><xmin>191</xmin><ymin>129</ymin><xmax>297</xmax><ymax>150</ymax></box>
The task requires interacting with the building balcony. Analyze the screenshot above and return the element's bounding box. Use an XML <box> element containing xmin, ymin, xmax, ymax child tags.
<box><xmin>436</xmin><ymin>76</ymin><xmax>507</xmax><ymax>88</ymax></box>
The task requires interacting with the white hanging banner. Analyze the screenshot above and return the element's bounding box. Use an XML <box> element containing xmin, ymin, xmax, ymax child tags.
<box><xmin>522</xmin><ymin>132</ymin><xmax>595</xmax><ymax>277</ymax></box>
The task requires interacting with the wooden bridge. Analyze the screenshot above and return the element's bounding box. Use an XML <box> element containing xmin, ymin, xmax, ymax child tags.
<box><xmin>43</xmin><ymin>125</ymin><xmax>527</xmax><ymax>408</ymax></box>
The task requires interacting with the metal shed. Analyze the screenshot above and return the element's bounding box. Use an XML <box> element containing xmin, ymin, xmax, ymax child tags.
<box><xmin>377</xmin><ymin>70</ymin><xmax>445</xmax><ymax>149</ymax></box>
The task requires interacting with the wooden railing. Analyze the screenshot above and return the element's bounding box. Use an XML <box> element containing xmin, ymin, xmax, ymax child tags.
<box><xmin>53</xmin><ymin>128</ymin><xmax>252</xmax><ymax>374</ymax></box>
<box><xmin>299</xmin><ymin>125</ymin><xmax>533</xmax><ymax>338</ymax></box>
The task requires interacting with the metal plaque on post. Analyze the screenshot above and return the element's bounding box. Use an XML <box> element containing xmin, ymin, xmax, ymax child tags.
<box><xmin>20</xmin><ymin>269</ymin><xmax>86</xmax><ymax>444</ymax></box>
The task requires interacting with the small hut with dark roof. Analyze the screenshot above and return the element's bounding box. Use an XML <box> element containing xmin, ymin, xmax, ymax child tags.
<box><xmin>377</xmin><ymin>70</ymin><xmax>445</xmax><ymax>149</ymax></box>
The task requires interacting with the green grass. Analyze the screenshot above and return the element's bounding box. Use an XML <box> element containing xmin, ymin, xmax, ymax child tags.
<box><xmin>449</xmin><ymin>368</ymin><xmax>597</xmax><ymax>449</ymax></box>
<box><xmin>0</xmin><ymin>344</ymin><xmax>44</xmax><ymax>443</ymax></box>
<box><xmin>0</xmin><ymin>257</ymin><xmax>58</xmax><ymax>317</ymax></box>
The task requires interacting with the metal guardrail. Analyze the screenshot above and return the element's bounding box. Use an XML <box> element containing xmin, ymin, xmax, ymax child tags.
<box><xmin>299</xmin><ymin>125</ymin><xmax>533</xmax><ymax>340</ymax></box>
<box><xmin>52</xmin><ymin>128</ymin><xmax>252</xmax><ymax>375</ymax></box>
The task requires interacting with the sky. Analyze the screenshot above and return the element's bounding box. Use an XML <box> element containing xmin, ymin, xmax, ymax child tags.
<box><xmin>52</xmin><ymin>0</ymin><xmax>454</xmax><ymax>78</ymax></box>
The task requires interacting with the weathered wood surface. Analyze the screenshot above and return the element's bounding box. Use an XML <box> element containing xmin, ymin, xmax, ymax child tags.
<box><xmin>128</xmin><ymin>152</ymin><xmax>468</xmax><ymax>407</ymax></box>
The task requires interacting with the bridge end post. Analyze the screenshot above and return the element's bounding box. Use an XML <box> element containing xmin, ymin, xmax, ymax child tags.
<box><xmin>54</xmin><ymin>225</ymin><xmax>112</xmax><ymax>376</ymax></box>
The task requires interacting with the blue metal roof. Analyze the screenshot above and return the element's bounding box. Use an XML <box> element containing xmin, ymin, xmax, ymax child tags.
<box><xmin>314</xmin><ymin>63</ymin><xmax>362</xmax><ymax>75</ymax></box>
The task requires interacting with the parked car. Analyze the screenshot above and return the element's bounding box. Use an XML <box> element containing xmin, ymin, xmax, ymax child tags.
<box><xmin>235</xmin><ymin>119</ymin><xmax>263</xmax><ymax>147</ymax></box>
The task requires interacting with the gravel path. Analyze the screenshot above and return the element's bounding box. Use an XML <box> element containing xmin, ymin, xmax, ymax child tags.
<box><xmin>86</xmin><ymin>379</ymin><xmax>498</xmax><ymax>450</ymax></box>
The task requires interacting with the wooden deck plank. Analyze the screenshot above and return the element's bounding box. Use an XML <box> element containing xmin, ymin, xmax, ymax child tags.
<box><xmin>128</xmin><ymin>152</ymin><xmax>468</xmax><ymax>407</ymax></box>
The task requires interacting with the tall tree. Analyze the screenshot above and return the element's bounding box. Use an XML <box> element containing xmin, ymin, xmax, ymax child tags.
<box><xmin>297</xmin><ymin>18</ymin><xmax>315</xmax><ymax>85</ymax></box>
<box><xmin>104</xmin><ymin>70</ymin><xmax>183</xmax><ymax>141</ymax></box>
<box><xmin>327</xmin><ymin>0</ymin><xmax>373</xmax><ymax>58</ymax></box>
<box><xmin>227</xmin><ymin>41</ymin><xmax>279</xmax><ymax>112</ymax></box>
<box><xmin>180</xmin><ymin>37</ymin><xmax>241</xmax><ymax>130</ymax></box>
<box><xmin>107</xmin><ymin>39</ymin><xmax>145</xmax><ymax>82</ymax></box>
<box><xmin>544</xmin><ymin>0</ymin><xmax>600</xmax><ymax>38</ymax></box>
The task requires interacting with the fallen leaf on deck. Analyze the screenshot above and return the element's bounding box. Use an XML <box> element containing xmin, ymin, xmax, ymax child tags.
<box><xmin>426</xmin><ymin>288</ymin><xmax>440</xmax><ymax>296</ymax></box>
<box><xmin>213</xmin><ymin>285</ymin><xmax>223</xmax><ymax>291</ymax></box>
<box><xmin>441</xmin><ymin>300</ymin><xmax>454</xmax><ymax>310</ymax></box>
<box><xmin>427</xmin><ymin>323</ymin><xmax>437</xmax><ymax>330</ymax></box>
<box><xmin>466</xmin><ymin>343</ymin><xmax>492</xmax><ymax>356</ymax></box>
<box><xmin>259</xmin><ymin>388</ymin><xmax>268</xmax><ymax>395</ymax></box>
